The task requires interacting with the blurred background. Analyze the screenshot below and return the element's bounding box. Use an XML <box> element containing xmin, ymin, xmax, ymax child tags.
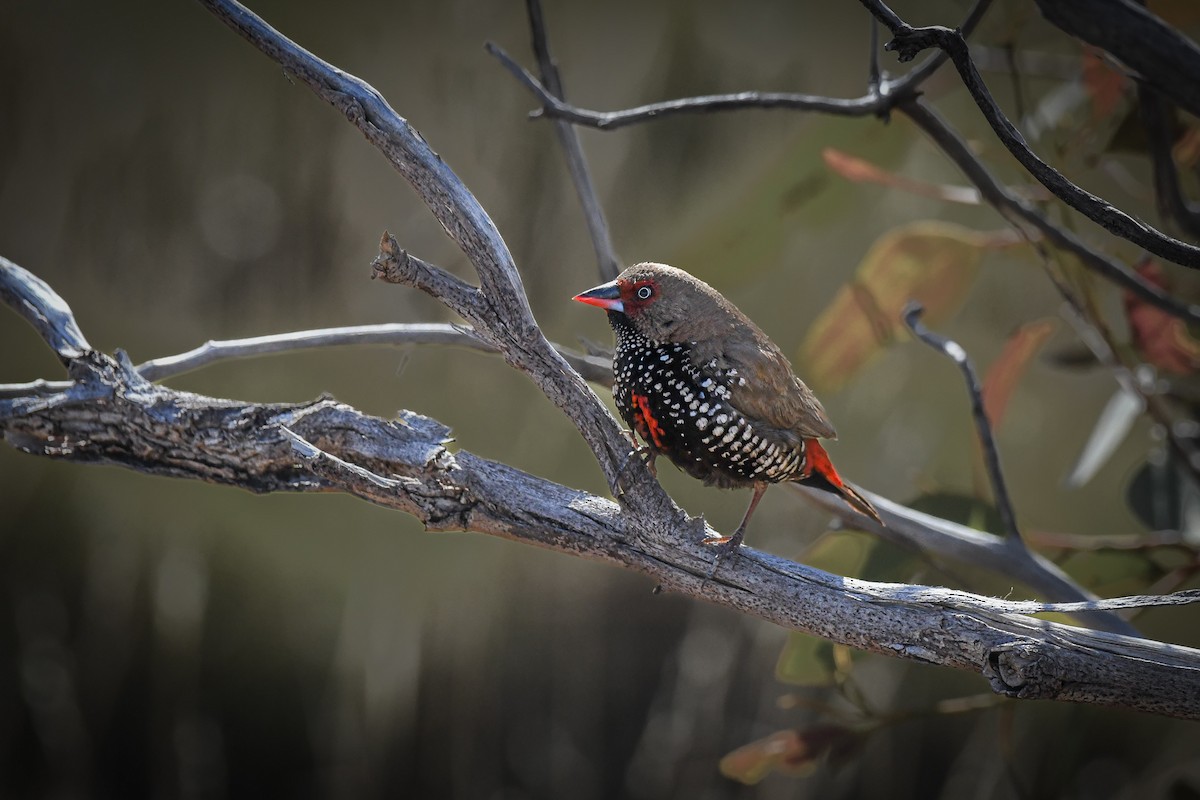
<box><xmin>2</xmin><ymin>0</ymin><xmax>1200</xmax><ymax>797</ymax></box>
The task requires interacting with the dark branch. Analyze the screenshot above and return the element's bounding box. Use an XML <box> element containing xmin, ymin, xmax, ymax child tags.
<box><xmin>902</xmin><ymin>304</ymin><xmax>1024</xmax><ymax>547</ymax></box>
<box><xmin>858</xmin><ymin>0</ymin><xmax>1200</xmax><ymax>270</ymax></box>
<box><xmin>1035</xmin><ymin>0</ymin><xmax>1200</xmax><ymax>120</ymax></box>
<box><xmin>489</xmin><ymin>11</ymin><xmax>1200</xmax><ymax>323</ymax></box>
<box><xmin>488</xmin><ymin>43</ymin><xmax>891</xmax><ymax>126</ymax></box>
<box><xmin>899</xmin><ymin>99</ymin><xmax>1200</xmax><ymax>324</ymax></box>
<box><xmin>523</xmin><ymin>0</ymin><xmax>621</xmax><ymax>281</ymax></box>
<box><xmin>487</xmin><ymin>0</ymin><xmax>994</xmax><ymax>132</ymax></box>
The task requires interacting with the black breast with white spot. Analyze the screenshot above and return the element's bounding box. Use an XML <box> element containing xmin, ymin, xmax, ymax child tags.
<box><xmin>608</xmin><ymin>311</ymin><xmax>805</xmax><ymax>489</ymax></box>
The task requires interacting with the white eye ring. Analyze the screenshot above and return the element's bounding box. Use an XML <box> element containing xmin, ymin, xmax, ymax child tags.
<box><xmin>636</xmin><ymin>286</ymin><xmax>653</xmax><ymax>300</ymax></box>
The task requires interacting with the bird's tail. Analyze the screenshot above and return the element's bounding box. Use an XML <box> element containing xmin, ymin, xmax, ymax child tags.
<box><xmin>795</xmin><ymin>439</ymin><xmax>883</xmax><ymax>524</ymax></box>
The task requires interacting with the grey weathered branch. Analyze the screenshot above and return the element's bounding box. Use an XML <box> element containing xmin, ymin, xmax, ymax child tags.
<box><xmin>195</xmin><ymin>0</ymin><xmax>656</xmax><ymax>512</ymax></box>
<box><xmin>3</xmin><ymin>319</ymin><xmax>1199</xmax><ymax>718</ymax></box>
<box><xmin>0</xmin><ymin>322</ymin><xmax>613</xmax><ymax>398</ymax></box>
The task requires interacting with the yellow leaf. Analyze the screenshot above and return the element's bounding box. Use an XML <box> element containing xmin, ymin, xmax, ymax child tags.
<box><xmin>800</xmin><ymin>221</ymin><xmax>1015</xmax><ymax>392</ymax></box>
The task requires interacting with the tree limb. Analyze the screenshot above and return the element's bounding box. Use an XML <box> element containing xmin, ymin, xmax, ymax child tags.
<box><xmin>523</xmin><ymin>0</ymin><xmax>621</xmax><ymax>281</ymax></box>
<box><xmin>902</xmin><ymin>304</ymin><xmax>1024</xmax><ymax>547</ymax></box>
<box><xmin>490</xmin><ymin>28</ymin><xmax>1200</xmax><ymax>324</ymax></box>
<box><xmin>195</xmin><ymin>0</ymin><xmax>652</xmax><ymax>509</ymax></box>
<box><xmin>858</xmin><ymin>0</ymin><xmax>1200</xmax><ymax>270</ymax></box>
<box><xmin>896</xmin><ymin>99</ymin><xmax>1200</xmax><ymax>324</ymax></box>
<box><xmin>4</xmin><ymin>302</ymin><xmax>1199</xmax><ymax>719</ymax></box>
<box><xmin>1035</xmin><ymin>0</ymin><xmax>1200</xmax><ymax>120</ymax></box>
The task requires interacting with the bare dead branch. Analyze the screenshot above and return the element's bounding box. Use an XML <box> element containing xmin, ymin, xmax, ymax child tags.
<box><xmin>489</xmin><ymin>19</ymin><xmax>1200</xmax><ymax>324</ymax></box>
<box><xmin>0</xmin><ymin>322</ymin><xmax>613</xmax><ymax>397</ymax></box>
<box><xmin>523</xmin><ymin>0</ymin><xmax>621</xmax><ymax>281</ymax></box>
<box><xmin>4</xmin><ymin>329</ymin><xmax>1200</xmax><ymax>718</ymax></box>
<box><xmin>902</xmin><ymin>304</ymin><xmax>1024</xmax><ymax>547</ymax></box>
<box><xmin>793</xmin><ymin>485</ymin><xmax>1142</xmax><ymax>636</ymax></box>
<box><xmin>0</xmin><ymin>257</ymin><xmax>91</xmax><ymax>365</ymax></box>
<box><xmin>196</xmin><ymin>0</ymin><xmax>649</xmax><ymax>504</ymax></box>
<box><xmin>859</xmin><ymin>0</ymin><xmax>1200</xmax><ymax>270</ymax></box>
<box><xmin>193</xmin><ymin>0</ymin><xmax>1188</xmax><ymax>636</ymax></box>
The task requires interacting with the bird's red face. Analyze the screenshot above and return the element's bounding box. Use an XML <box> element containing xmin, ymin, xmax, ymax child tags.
<box><xmin>572</xmin><ymin>277</ymin><xmax>659</xmax><ymax>317</ymax></box>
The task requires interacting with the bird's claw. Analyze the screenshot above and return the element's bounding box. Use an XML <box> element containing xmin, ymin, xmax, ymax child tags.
<box><xmin>702</xmin><ymin>530</ymin><xmax>744</xmax><ymax>581</ymax></box>
<box><xmin>615</xmin><ymin>435</ymin><xmax>658</xmax><ymax>496</ymax></box>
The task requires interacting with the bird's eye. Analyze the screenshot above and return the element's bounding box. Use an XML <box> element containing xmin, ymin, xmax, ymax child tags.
<box><xmin>636</xmin><ymin>285</ymin><xmax>653</xmax><ymax>300</ymax></box>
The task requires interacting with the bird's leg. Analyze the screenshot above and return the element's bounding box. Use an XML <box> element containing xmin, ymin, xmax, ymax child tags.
<box><xmin>704</xmin><ymin>482</ymin><xmax>768</xmax><ymax>564</ymax></box>
<box><xmin>621</xmin><ymin>428</ymin><xmax>658</xmax><ymax>477</ymax></box>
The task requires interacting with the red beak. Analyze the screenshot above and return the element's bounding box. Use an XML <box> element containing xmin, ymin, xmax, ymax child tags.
<box><xmin>572</xmin><ymin>280</ymin><xmax>624</xmax><ymax>312</ymax></box>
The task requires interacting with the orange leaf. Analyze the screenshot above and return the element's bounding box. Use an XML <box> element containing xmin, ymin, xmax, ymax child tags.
<box><xmin>719</xmin><ymin>726</ymin><xmax>863</xmax><ymax>785</ymax></box>
<box><xmin>1172</xmin><ymin>125</ymin><xmax>1200</xmax><ymax>170</ymax></box>
<box><xmin>800</xmin><ymin>221</ymin><xmax>1018</xmax><ymax>391</ymax></box>
<box><xmin>822</xmin><ymin>148</ymin><xmax>981</xmax><ymax>205</ymax></box>
<box><xmin>1081</xmin><ymin>49</ymin><xmax>1129</xmax><ymax>121</ymax></box>
<box><xmin>1124</xmin><ymin>260</ymin><xmax>1200</xmax><ymax>374</ymax></box>
<box><xmin>982</xmin><ymin>319</ymin><xmax>1057</xmax><ymax>429</ymax></box>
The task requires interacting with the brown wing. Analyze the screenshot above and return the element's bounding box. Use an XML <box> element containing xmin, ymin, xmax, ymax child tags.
<box><xmin>690</xmin><ymin>325</ymin><xmax>837</xmax><ymax>442</ymax></box>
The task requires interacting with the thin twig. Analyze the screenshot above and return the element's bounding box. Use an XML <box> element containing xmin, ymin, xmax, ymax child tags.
<box><xmin>486</xmin><ymin>0</ymin><xmax>993</xmax><ymax>131</ymax></box>
<box><xmin>1034</xmin><ymin>0</ymin><xmax>1200</xmax><ymax>120</ymax></box>
<box><xmin>135</xmin><ymin>323</ymin><xmax>613</xmax><ymax>387</ymax></box>
<box><xmin>0</xmin><ymin>322</ymin><xmax>612</xmax><ymax>396</ymax></box>
<box><xmin>488</xmin><ymin>43</ymin><xmax>895</xmax><ymax>126</ymax></box>
<box><xmin>523</xmin><ymin>0</ymin><xmax>621</xmax><ymax>281</ymax></box>
<box><xmin>899</xmin><ymin>99</ymin><xmax>1200</xmax><ymax>323</ymax></box>
<box><xmin>488</xmin><ymin>16</ymin><xmax>1200</xmax><ymax>323</ymax></box>
<box><xmin>902</xmin><ymin>303</ymin><xmax>1024</xmax><ymax>547</ymax></box>
<box><xmin>859</xmin><ymin>0</ymin><xmax>1200</xmax><ymax>270</ymax></box>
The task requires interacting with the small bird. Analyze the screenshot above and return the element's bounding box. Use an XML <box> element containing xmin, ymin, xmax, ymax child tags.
<box><xmin>573</xmin><ymin>262</ymin><xmax>881</xmax><ymax>555</ymax></box>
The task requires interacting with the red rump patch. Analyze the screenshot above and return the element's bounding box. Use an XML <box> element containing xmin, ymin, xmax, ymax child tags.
<box><xmin>631</xmin><ymin>392</ymin><xmax>667</xmax><ymax>449</ymax></box>
<box><xmin>802</xmin><ymin>439</ymin><xmax>845</xmax><ymax>488</ymax></box>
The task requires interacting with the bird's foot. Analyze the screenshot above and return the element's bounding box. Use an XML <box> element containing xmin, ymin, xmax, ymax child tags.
<box><xmin>615</xmin><ymin>439</ymin><xmax>658</xmax><ymax>496</ymax></box>
<box><xmin>702</xmin><ymin>527</ymin><xmax>746</xmax><ymax>580</ymax></box>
